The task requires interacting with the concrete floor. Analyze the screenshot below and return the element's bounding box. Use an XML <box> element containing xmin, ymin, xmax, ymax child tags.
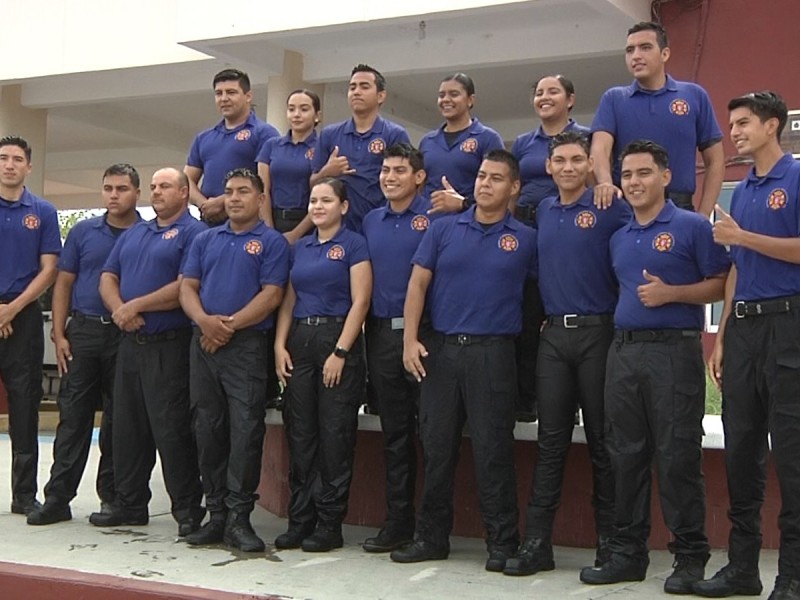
<box><xmin>0</xmin><ymin>432</ymin><xmax>779</xmax><ymax>599</ymax></box>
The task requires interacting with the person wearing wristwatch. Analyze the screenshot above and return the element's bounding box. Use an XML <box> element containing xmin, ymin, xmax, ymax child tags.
<box><xmin>273</xmin><ymin>177</ymin><xmax>372</xmax><ymax>553</ymax></box>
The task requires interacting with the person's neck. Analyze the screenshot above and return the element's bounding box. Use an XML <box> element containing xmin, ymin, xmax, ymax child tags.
<box><xmin>388</xmin><ymin>195</ymin><xmax>415</xmax><ymax>214</ymax></box>
<box><xmin>156</xmin><ymin>207</ymin><xmax>186</xmax><ymax>228</ymax></box>
<box><xmin>352</xmin><ymin>110</ymin><xmax>379</xmax><ymax>133</ymax></box>
<box><xmin>106</xmin><ymin>210</ymin><xmax>138</xmax><ymax>228</ymax></box>
<box><xmin>752</xmin><ymin>142</ymin><xmax>785</xmax><ymax>178</ymax></box>
<box><xmin>224</xmin><ymin>110</ymin><xmax>250</xmax><ymax>129</ymax></box>
<box><xmin>540</xmin><ymin>115</ymin><xmax>569</xmax><ymax>137</ymax></box>
<box><xmin>633</xmin><ymin>200</ymin><xmax>665</xmax><ymax>225</ymax></box>
<box><xmin>0</xmin><ymin>183</ymin><xmax>24</xmax><ymax>202</ymax></box>
<box><xmin>444</xmin><ymin>114</ymin><xmax>471</xmax><ymax>132</ymax></box>
<box><xmin>317</xmin><ymin>224</ymin><xmax>340</xmax><ymax>242</ymax></box>
<box><xmin>291</xmin><ymin>127</ymin><xmax>314</xmax><ymax>143</ymax></box>
<box><xmin>474</xmin><ymin>206</ymin><xmax>507</xmax><ymax>225</ymax></box>
<box><xmin>637</xmin><ymin>72</ymin><xmax>667</xmax><ymax>91</ymax></box>
<box><xmin>558</xmin><ymin>186</ymin><xmax>587</xmax><ymax>206</ymax></box>
<box><xmin>229</xmin><ymin>216</ymin><xmax>260</xmax><ymax>233</ymax></box>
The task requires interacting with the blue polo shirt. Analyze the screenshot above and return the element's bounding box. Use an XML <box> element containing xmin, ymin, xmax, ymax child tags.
<box><xmin>59</xmin><ymin>213</ymin><xmax>142</xmax><ymax>317</ymax></box>
<box><xmin>182</xmin><ymin>221</ymin><xmax>290</xmax><ymax>330</ymax></box>
<box><xmin>592</xmin><ymin>75</ymin><xmax>722</xmax><ymax>194</ymax></box>
<box><xmin>187</xmin><ymin>111</ymin><xmax>280</xmax><ymax>198</ymax></box>
<box><xmin>729</xmin><ymin>154</ymin><xmax>800</xmax><ymax>301</ymax></box>
<box><xmin>311</xmin><ymin>116</ymin><xmax>410</xmax><ymax>232</ymax></box>
<box><xmin>0</xmin><ymin>188</ymin><xmax>61</xmax><ymax>298</ymax></box>
<box><xmin>412</xmin><ymin>206</ymin><xmax>537</xmax><ymax>335</ymax></box>
<box><xmin>537</xmin><ymin>188</ymin><xmax>631</xmax><ymax>316</ymax></box>
<box><xmin>512</xmin><ymin>120</ymin><xmax>591</xmax><ymax>209</ymax></box>
<box><xmin>256</xmin><ymin>130</ymin><xmax>317</xmax><ymax>210</ymax></box>
<box><xmin>103</xmin><ymin>210</ymin><xmax>207</xmax><ymax>334</ymax></box>
<box><xmin>610</xmin><ymin>200</ymin><xmax>730</xmax><ymax>330</ymax></box>
<box><xmin>362</xmin><ymin>195</ymin><xmax>435</xmax><ymax>318</ymax></box>
<box><xmin>419</xmin><ymin>118</ymin><xmax>504</xmax><ymax>200</ymax></box>
<box><xmin>290</xmin><ymin>227</ymin><xmax>370</xmax><ymax>318</ymax></box>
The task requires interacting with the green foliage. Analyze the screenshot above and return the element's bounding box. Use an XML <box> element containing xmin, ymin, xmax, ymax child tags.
<box><xmin>705</xmin><ymin>374</ymin><xmax>722</xmax><ymax>415</ymax></box>
<box><xmin>57</xmin><ymin>209</ymin><xmax>104</xmax><ymax>240</ymax></box>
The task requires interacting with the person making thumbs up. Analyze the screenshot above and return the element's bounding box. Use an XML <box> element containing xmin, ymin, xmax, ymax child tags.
<box><xmin>310</xmin><ymin>64</ymin><xmax>410</xmax><ymax>233</ymax></box>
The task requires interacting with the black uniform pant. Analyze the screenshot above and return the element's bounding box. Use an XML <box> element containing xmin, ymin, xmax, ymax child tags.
<box><xmin>282</xmin><ymin>321</ymin><xmax>365</xmax><ymax>532</ymax></box>
<box><xmin>416</xmin><ymin>334</ymin><xmax>519</xmax><ymax>553</ymax></box>
<box><xmin>721</xmin><ymin>309</ymin><xmax>800</xmax><ymax>577</ymax></box>
<box><xmin>524</xmin><ymin>322</ymin><xmax>615</xmax><ymax>539</ymax></box>
<box><xmin>190</xmin><ymin>329</ymin><xmax>268</xmax><ymax>514</ymax></box>
<box><xmin>515</xmin><ymin>280</ymin><xmax>544</xmax><ymax>416</ymax></box>
<box><xmin>0</xmin><ymin>301</ymin><xmax>43</xmax><ymax>506</ymax></box>
<box><xmin>44</xmin><ymin>315</ymin><xmax>118</xmax><ymax>506</ymax></box>
<box><xmin>365</xmin><ymin>318</ymin><xmax>420</xmax><ymax>536</ymax></box>
<box><xmin>604</xmin><ymin>332</ymin><xmax>709</xmax><ymax>560</ymax></box>
<box><xmin>112</xmin><ymin>331</ymin><xmax>203</xmax><ymax>522</ymax></box>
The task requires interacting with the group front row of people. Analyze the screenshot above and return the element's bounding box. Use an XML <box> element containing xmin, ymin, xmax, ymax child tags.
<box><xmin>1</xmin><ymin>89</ymin><xmax>799</xmax><ymax>599</ymax></box>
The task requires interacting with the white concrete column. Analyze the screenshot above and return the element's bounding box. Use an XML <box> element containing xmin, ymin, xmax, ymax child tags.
<box><xmin>0</xmin><ymin>85</ymin><xmax>48</xmax><ymax>196</ymax></box>
<box><xmin>264</xmin><ymin>51</ymin><xmax>324</xmax><ymax>130</ymax></box>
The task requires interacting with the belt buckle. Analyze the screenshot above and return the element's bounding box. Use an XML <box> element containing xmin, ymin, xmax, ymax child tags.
<box><xmin>457</xmin><ymin>334</ymin><xmax>470</xmax><ymax>346</ymax></box>
<box><xmin>563</xmin><ymin>314</ymin><xmax>578</xmax><ymax>329</ymax></box>
<box><xmin>390</xmin><ymin>317</ymin><xmax>405</xmax><ymax>330</ymax></box>
<box><xmin>734</xmin><ymin>301</ymin><xmax>747</xmax><ymax>319</ymax></box>
<box><xmin>307</xmin><ymin>316</ymin><xmax>320</xmax><ymax>326</ymax></box>
<box><xmin>100</xmin><ymin>315</ymin><xmax>112</xmax><ymax>325</ymax></box>
<box><xmin>133</xmin><ymin>332</ymin><xmax>147</xmax><ymax>345</ymax></box>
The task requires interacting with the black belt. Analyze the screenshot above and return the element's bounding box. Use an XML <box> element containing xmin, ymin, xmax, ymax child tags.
<box><xmin>515</xmin><ymin>205</ymin><xmax>536</xmax><ymax>224</ymax></box>
<box><xmin>615</xmin><ymin>329</ymin><xmax>701</xmax><ymax>343</ymax></box>
<box><xmin>669</xmin><ymin>192</ymin><xmax>694</xmax><ymax>211</ymax></box>
<box><xmin>296</xmin><ymin>316</ymin><xmax>345</xmax><ymax>326</ymax></box>
<box><xmin>125</xmin><ymin>328</ymin><xmax>192</xmax><ymax>344</ymax></box>
<box><xmin>546</xmin><ymin>314</ymin><xmax>613</xmax><ymax>328</ymax></box>
<box><xmin>368</xmin><ymin>316</ymin><xmax>430</xmax><ymax>331</ymax></box>
<box><xmin>71</xmin><ymin>311</ymin><xmax>113</xmax><ymax>325</ymax></box>
<box><xmin>442</xmin><ymin>333</ymin><xmax>511</xmax><ymax>346</ymax></box>
<box><xmin>734</xmin><ymin>294</ymin><xmax>800</xmax><ymax>319</ymax></box>
<box><xmin>273</xmin><ymin>208</ymin><xmax>307</xmax><ymax>220</ymax></box>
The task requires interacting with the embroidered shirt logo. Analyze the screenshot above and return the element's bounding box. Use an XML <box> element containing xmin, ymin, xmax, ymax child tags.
<box><xmin>652</xmin><ymin>232</ymin><xmax>674</xmax><ymax>252</ymax></box>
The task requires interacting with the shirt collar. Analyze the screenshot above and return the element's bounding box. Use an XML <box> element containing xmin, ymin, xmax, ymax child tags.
<box><xmin>216</xmin><ymin>220</ymin><xmax>268</xmax><ymax>236</ymax></box>
<box><xmin>381</xmin><ymin>194</ymin><xmax>429</xmax><ymax>219</ymax></box>
<box><xmin>146</xmin><ymin>208</ymin><xmax>195</xmax><ymax>231</ymax></box>
<box><xmin>746</xmin><ymin>153</ymin><xmax>795</xmax><ymax>183</ymax></box>
<box><xmin>532</xmin><ymin>119</ymin><xmax>577</xmax><ymax>141</ymax></box>
<box><xmin>305</xmin><ymin>225</ymin><xmax>347</xmax><ymax>247</ymax></box>
<box><xmin>99</xmin><ymin>211</ymin><xmax>144</xmax><ymax>230</ymax></box>
<box><xmin>0</xmin><ymin>187</ymin><xmax>33</xmax><ymax>207</ymax></box>
<box><xmin>343</xmin><ymin>115</ymin><xmax>385</xmax><ymax>136</ymax></box>
<box><xmin>551</xmin><ymin>187</ymin><xmax>593</xmax><ymax>209</ymax></box>
<box><xmin>278</xmin><ymin>129</ymin><xmax>318</xmax><ymax>147</ymax></box>
<box><xmin>627</xmin><ymin>74</ymin><xmax>678</xmax><ymax>97</ymax></box>
<box><xmin>457</xmin><ymin>205</ymin><xmax>519</xmax><ymax>232</ymax></box>
<box><xmin>627</xmin><ymin>199</ymin><xmax>677</xmax><ymax>230</ymax></box>
<box><xmin>214</xmin><ymin>111</ymin><xmax>258</xmax><ymax>134</ymax></box>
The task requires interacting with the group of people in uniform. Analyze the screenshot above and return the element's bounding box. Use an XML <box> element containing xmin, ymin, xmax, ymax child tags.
<box><xmin>1</xmin><ymin>18</ymin><xmax>799</xmax><ymax>600</ymax></box>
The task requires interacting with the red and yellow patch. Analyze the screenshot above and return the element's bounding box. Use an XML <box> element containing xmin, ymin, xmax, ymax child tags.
<box><xmin>670</xmin><ymin>99</ymin><xmax>690</xmax><ymax>116</ymax></box>
<box><xmin>235</xmin><ymin>129</ymin><xmax>252</xmax><ymax>141</ymax></box>
<box><xmin>460</xmin><ymin>138</ymin><xmax>478</xmax><ymax>153</ymax></box>
<box><xmin>244</xmin><ymin>240</ymin><xmax>263</xmax><ymax>255</ymax></box>
<box><xmin>327</xmin><ymin>244</ymin><xmax>345</xmax><ymax>260</ymax></box>
<box><xmin>574</xmin><ymin>210</ymin><xmax>596</xmax><ymax>229</ymax></box>
<box><xmin>162</xmin><ymin>228</ymin><xmax>179</xmax><ymax>240</ymax></box>
<box><xmin>410</xmin><ymin>215</ymin><xmax>430</xmax><ymax>231</ymax></box>
<box><xmin>498</xmin><ymin>234</ymin><xmax>519</xmax><ymax>252</ymax></box>
<box><xmin>22</xmin><ymin>214</ymin><xmax>40</xmax><ymax>230</ymax></box>
<box><xmin>305</xmin><ymin>147</ymin><xmax>315</xmax><ymax>161</ymax></box>
<box><xmin>652</xmin><ymin>232</ymin><xmax>674</xmax><ymax>252</ymax></box>
<box><xmin>767</xmin><ymin>188</ymin><xmax>788</xmax><ymax>210</ymax></box>
<box><xmin>368</xmin><ymin>138</ymin><xmax>386</xmax><ymax>154</ymax></box>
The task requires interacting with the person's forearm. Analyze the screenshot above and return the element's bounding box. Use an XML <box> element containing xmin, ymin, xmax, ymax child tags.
<box><xmin>8</xmin><ymin>261</ymin><xmax>57</xmax><ymax>316</ymax></box>
<box><xmin>51</xmin><ymin>274</ymin><xmax>74</xmax><ymax>339</ymax></box>
<box><xmin>231</xmin><ymin>286</ymin><xmax>284</xmax><ymax>330</ymax></box>
<box><xmin>665</xmin><ymin>275</ymin><xmax>727</xmax><ymax>305</ymax></box>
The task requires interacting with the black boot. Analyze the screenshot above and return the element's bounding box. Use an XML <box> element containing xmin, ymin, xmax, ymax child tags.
<box><xmin>692</xmin><ymin>562</ymin><xmax>762</xmax><ymax>597</ymax></box>
<box><xmin>664</xmin><ymin>553</ymin><xmax>709</xmax><ymax>594</ymax></box>
<box><xmin>503</xmin><ymin>537</ymin><xmax>555</xmax><ymax>576</ymax></box>
<box><xmin>186</xmin><ymin>512</ymin><xmax>226</xmax><ymax>546</ymax></box>
<box><xmin>302</xmin><ymin>524</ymin><xmax>344</xmax><ymax>552</ymax></box>
<box><xmin>223</xmin><ymin>509</ymin><xmax>265</xmax><ymax>552</ymax></box>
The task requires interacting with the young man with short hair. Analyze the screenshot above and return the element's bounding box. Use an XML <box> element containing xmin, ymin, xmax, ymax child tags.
<box><xmin>694</xmin><ymin>91</ymin><xmax>800</xmax><ymax>600</ymax></box>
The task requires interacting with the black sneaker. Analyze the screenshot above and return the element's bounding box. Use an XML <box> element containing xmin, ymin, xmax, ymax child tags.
<box><xmin>769</xmin><ymin>575</ymin><xmax>800</xmax><ymax>600</ymax></box>
<box><xmin>11</xmin><ymin>499</ymin><xmax>42</xmax><ymax>516</ymax></box>
<box><xmin>302</xmin><ymin>527</ymin><xmax>343</xmax><ymax>553</ymax></box>
<box><xmin>503</xmin><ymin>537</ymin><xmax>555</xmax><ymax>576</ymax></box>
<box><xmin>580</xmin><ymin>554</ymin><xmax>648</xmax><ymax>585</ymax></box>
<box><xmin>664</xmin><ymin>553</ymin><xmax>708</xmax><ymax>594</ymax></box>
<box><xmin>185</xmin><ymin>519</ymin><xmax>226</xmax><ymax>546</ymax></box>
<box><xmin>363</xmin><ymin>528</ymin><xmax>412</xmax><ymax>553</ymax></box>
<box><xmin>26</xmin><ymin>502</ymin><xmax>72</xmax><ymax>526</ymax></box>
<box><xmin>692</xmin><ymin>562</ymin><xmax>763</xmax><ymax>597</ymax></box>
<box><xmin>486</xmin><ymin>549</ymin><xmax>514</xmax><ymax>573</ymax></box>
<box><xmin>390</xmin><ymin>539</ymin><xmax>449</xmax><ymax>563</ymax></box>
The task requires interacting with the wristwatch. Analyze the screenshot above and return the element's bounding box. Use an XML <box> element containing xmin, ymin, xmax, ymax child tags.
<box><xmin>333</xmin><ymin>346</ymin><xmax>349</xmax><ymax>359</ymax></box>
